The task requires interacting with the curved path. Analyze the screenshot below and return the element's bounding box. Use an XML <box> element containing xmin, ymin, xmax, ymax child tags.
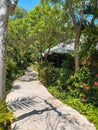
<box><xmin>6</xmin><ymin>68</ymin><xmax>96</xmax><ymax>130</ymax></box>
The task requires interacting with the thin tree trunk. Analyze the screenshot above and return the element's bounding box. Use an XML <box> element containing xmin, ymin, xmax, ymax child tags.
<box><xmin>0</xmin><ymin>0</ymin><xmax>9</xmax><ymax>98</ymax></box>
<box><xmin>74</xmin><ymin>29</ymin><xmax>81</xmax><ymax>71</ymax></box>
<box><xmin>67</xmin><ymin>0</ymin><xmax>84</xmax><ymax>71</ymax></box>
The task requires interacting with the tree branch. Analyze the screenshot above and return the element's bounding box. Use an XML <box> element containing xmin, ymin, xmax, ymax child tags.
<box><xmin>91</xmin><ymin>0</ymin><xmax>97</xmax><ymax>25</ymax></box>
<box><xmin>79</xmin><ymin>0</ymin><xmax>85</xmax><ymax>29</ymax></box>
<box><xmin>91</xmin><ymin>16</ymin><xmax>96</xmax><ymax>25</ymax></box>
<box><xmin>67</xmin><ymin>0</ymin><xmax>77</xmax><ymax>29</ymax></box>
<box><xmin>9</xmin><ymin>0</ymin><xmax>18</xmax><ymax>16</ymax></box>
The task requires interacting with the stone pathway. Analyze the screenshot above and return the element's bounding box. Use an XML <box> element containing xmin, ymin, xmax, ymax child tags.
<box><xmin>6</xmin><ymin>68</ymin><xmax>96</xmax><ymax>130</ymax></box>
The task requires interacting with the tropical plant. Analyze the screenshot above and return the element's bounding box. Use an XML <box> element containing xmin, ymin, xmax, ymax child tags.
<box><xmin>0</xmin><ymin>99</ymin><xmax>16</xmax><ymax>130</ymax></box>
<box><xmin>0</xmin><ymin>96</ymin><xmax>39</xmax><ymax>130</ymax></box>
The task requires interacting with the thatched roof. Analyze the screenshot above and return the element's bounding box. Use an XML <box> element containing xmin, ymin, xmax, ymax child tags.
<box><xmin>42</xmin><ymin>41</ymin><xmax>98</xmax><ymax>57</ymax></box>
<box><xmin>43</xmin><ymin>42</ymin><xmax>74</xmax><ymax>56</ymax></box>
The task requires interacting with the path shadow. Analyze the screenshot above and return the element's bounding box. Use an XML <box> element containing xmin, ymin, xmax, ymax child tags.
<box><xmin>11</xmin><ymin>96</ymin><xmax>80</xmax><ymax>130</ymax></box>
<box><xmin>12</xmin><ymin>85</ymin><xmax>21</xmax><ymax>90</ymax></box>
<box><xmin>17</xmin><ymin>75</ymin><xmax>38</xmax><ymax>82</ymax></box>
<box><xmin>12</xmin><ymin>124</ymin><xmax>19</xmax><ymax>130</ymax></box>
<box><xmin>18</xmin><ymin>107</ymin><xmax>53</xmax><ymax>120</ymax></box>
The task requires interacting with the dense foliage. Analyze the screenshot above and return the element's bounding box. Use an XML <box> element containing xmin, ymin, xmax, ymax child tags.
<box><xmin>1</xmin><ymin>1</ymin><xmax>98</xmax><ymax>129</ymax></box>
<box><xmin>39</xmin><ymin>64</ymin><xmax>98</xmax><ymax>129</ymax></box>
<box><xmin>6</xmin><ymin>16</ymin><xmax>34</xmax><ymax>92</ymax></box>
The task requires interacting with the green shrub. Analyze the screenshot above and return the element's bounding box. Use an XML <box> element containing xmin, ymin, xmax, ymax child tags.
<box><xmin>67</xmin><ymin>67</ymin><xmax>98</xmax><ymax>106</ymax></box>
<box><xmin>39</xmin><ymin>63</ymin><xmax>59</xmax><ymax>86</ymax></box>
<box><xmin>57</xmin><ymin>67</ymin><xmax>74</xmax><ymax>90</ymax></box>
<box><xmin>0</xmin><ymin>99</ymin><xmax>16</xmax><ymax>130</ymax></box>
<box><xmin>57</xmin><ymin>67</ymin><xmax>98</xmax><ymax>106</ymax></box>
<box><xmin>6</xmin><ymin>43</ymin><xmax>34</xmax><ymax>93</ymax></box>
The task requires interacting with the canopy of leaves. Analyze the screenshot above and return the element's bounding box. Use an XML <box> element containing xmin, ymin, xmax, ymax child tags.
<box><xmin>10</xmin><ymin>6</ymin><xmax>27</xmax><ymax>19</ymax></box>
<box><xmin>24</xmin><ymin>4</ymin><xmax>67</xmax><ymax>57</ymax></box>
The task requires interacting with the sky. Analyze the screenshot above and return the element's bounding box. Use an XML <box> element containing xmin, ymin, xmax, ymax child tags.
<box><xmin>17</xmin><ymin>0</ymin><xmax>98</xmax><ymax>23</ymax></box>
<box><xmin>18</xmin><ymin>0</ymin><xmax>40</xmax><ymax>11</ymax></box>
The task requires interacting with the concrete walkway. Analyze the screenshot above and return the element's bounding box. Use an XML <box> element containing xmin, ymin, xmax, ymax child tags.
<box><xmin>6</xmin><ymin>68</ymin><xmax>96</xmax><ymax>130</ymax></box>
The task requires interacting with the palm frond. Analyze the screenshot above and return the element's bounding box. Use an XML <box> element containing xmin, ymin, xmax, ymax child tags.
<box><xmin>7</xmin><ymin>96</ymin><xmax>40</xmax><ymax>111</ymax></box>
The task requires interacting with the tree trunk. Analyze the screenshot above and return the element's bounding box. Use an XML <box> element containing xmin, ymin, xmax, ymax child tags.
<box><xmin>0</xmin><ymin>0</ymin><xmax>9</xmax><ymax>98</ymax></box>
<box><xmin>67</xmin><ymin>0</ymin><xmax>84</xmax><ymax>71</ymax></box>
<box><xmin>0</xmin><ymin>0</ymin><xmax>18</xmax><ymax>98</ymax></box>
<box><xmin>74</xmin><ymin>29</ymin><xmax>81</xmax><ymax>71</ymax></box>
